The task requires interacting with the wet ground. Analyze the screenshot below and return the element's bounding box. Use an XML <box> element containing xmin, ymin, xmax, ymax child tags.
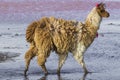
<box><xmin>0</xmin><ymin>0</ymin><xmax>120</xmax><ymax>80</ymax></box>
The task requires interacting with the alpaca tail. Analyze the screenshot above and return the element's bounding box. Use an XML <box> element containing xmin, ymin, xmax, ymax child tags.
<box><xmin>26</xmin><ymin>21</ymin><xmax>37</xmax><ymax>43</ymax></box>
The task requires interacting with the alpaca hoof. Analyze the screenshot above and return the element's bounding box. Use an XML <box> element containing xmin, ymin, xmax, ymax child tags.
<box><xmin>84</xmin><ymin>69</ymin><xmax>88</xmax><ymax>74</ymax></box>
<box><xmin>57</xmin><ymin>70</ymin><xmax>61</xmax><ymax>75</ymax></box>
<box><xmin>24</xmin><ymin>69</ymin><xmax>28</xmax><ymax>76</ymax></box>
<box><xmin>85</xmin><ymin>70</ymin><xmax>91</xmax><ymax>74</ymax></box>
<box><xmin>44</xmin><ymin>71</ymin><xmax>48</xmax><ymax>76</ymax></box>
<box><xmin>24</xmin><ymin>72</ymin><xmax>27</xmax><ymax>76</ymax></box>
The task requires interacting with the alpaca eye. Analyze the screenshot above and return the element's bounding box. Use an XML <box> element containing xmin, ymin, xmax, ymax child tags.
<box><xmin>101</xmin><ymin>10</ymin><xmax>105</xmax><ymax>13</ymax></box>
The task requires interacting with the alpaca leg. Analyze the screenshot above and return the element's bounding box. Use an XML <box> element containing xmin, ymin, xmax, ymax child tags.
<box><xmin>79</xmin><ymin>57</ymin><xmax>88</xmax><ymax>73</ymax></box>
<box><xmin>24</xmin><ymin>48</ymin><xmax>35</xmax><ymax>76</ymax></box>
<box><xmin>41</xmin><ymin>64</ymin><xmax>48</xmax><ymax>75</ymax></box>
<box><xmin>57</xmin><ymin>54</ymin><xmax>68</xmax><ymax>74</ymax></box>
<box><xmin>37</xmin><ymin>53</ymin><xmax>48</xmax><ymax>74</ymax></box>
<box><xmin>73</xmin><ymin>53</ymin><xmax>88</xmax><ymax>73</ymax></box>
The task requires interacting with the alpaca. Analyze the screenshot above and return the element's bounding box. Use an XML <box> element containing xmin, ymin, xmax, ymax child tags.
<box><xmin>24</xmin><ymin>3</ymin><xmax>109</xmax><ymax>75</ymax></box>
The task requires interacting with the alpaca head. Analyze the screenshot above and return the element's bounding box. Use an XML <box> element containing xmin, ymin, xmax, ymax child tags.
<box><xmin>96</xmin><ymin>3</ymin><xmax>110</xmax><ymax>18</ymax></box>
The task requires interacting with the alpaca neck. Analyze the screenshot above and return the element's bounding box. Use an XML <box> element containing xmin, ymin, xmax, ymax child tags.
<box><xmin>85</xmin><ymin>7</ymin><xmax>102</xmax><ymax>37</ymax></box>
<box><xmin>81</xmin><ymin>7</ymin><xmax>102</xmax><ymax>48</ymax></box>
<box><xmin>85</xmin><ymin>7</ymin><xmax>102</xmax><ymax>29</ymax></box>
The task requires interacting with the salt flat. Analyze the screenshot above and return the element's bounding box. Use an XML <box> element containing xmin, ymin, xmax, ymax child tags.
<box><xmin>0</xmin><ymin>0</ymin><xmax>120</xmax><ymax>80</ymax></box>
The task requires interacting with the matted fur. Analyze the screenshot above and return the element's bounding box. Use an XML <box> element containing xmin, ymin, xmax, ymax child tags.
<box><xmin>24</xmin><ymin>3</ymin><xmax>109</xmax><ymax>75</ymax></box>
<box><xmin>26</xmin><ymin>21</ymin><xmax>37</xmax><ymax>43</ymax></box>
<box><xmin>26</xmin><ymin>17</ymin><xmax>84</xmax><ymax>55</ymax></box>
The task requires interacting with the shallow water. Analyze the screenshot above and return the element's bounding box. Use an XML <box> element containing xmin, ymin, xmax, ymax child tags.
<box><xmin>0</xmin><ymin>0</ymin><xmax>120</xmax><ymax>80</ymax></box>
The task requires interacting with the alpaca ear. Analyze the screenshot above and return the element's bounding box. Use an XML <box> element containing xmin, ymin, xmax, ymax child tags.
<box><xmin>102</xmin><ymin>3</ymin><xmax>106</xmax><ymax>8</ymax></box>
<box><xmin>96</xmin><ymin>2</ymin><xmax>105</xmax><ymax>7</ymax></box>
<box><xmin>96</xmin><ymin>3</ymin><xmax>100</xmax><ymax>7</ymax></box>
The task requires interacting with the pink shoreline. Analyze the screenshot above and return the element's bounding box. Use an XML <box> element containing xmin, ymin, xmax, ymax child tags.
<box><xmin>0</xmin><ymin>1</ymin><xmax>119</xmax><ymax>14</ymax></box>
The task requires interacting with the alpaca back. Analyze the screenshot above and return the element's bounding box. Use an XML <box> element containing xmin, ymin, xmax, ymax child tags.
<box><xmin>26</xmin><ymin>17</ymin><xmax>84</xmax><ymax>54</ymax></box>
<box><xmin>49</xmin><ymin>17</ymin><xmax>83</xmax><ymax>53</ymax></box>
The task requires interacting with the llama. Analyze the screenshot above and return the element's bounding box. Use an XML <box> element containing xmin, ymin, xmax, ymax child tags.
<box><xmin>24</xmin><ymin>3</ymin><xmax>109</xmax><ymax>75</ymax></box>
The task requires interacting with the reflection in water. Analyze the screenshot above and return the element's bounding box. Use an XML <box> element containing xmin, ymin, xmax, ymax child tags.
<box><xmin>38</xmin><ymin>74</ymin><xmax>48</xmax><ymax>80</ymax></box>
<box><xmin>80</xmin><ymin>73</ymin><xmax>88</xmax><ymax>80</ymax></box>
<box><xmin>57</xmin><ymin>73</ymin><xmax>88</xmax><ymax>80</ymax></box>
<box><xmin>24</xmin><ymin>73</ymin><xmax>89</xmax><ymax>80</ymax></box>
<box><xmin>24</xmin><ymin>75</ymin><xmax>29</xmax><ymax>80</ymax></box>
